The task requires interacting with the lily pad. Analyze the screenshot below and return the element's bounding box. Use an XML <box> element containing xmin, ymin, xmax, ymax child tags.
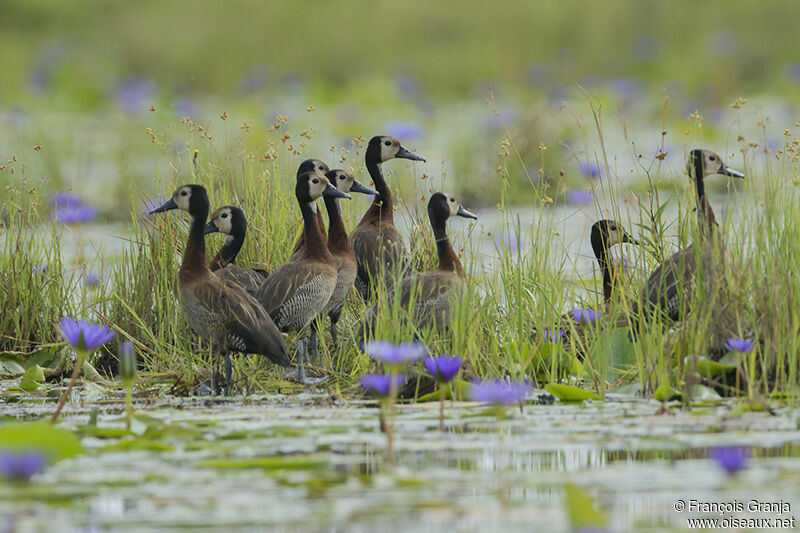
<box><xmin>690</xmin><ymin>356</ymin><xmax>736</xmax><ymax>378</ymax></box>
<box><xmin>545</xmin><ymin>383</ymin><xmax>602</xmax><ymax>401</ymax></box>
<box><xmin>654</xmin><ymin>384</ymin><xmax>682</xmax><ymax>402</ymax></box>
<box><xmin>0</xmin><ymin>422</ymin><xmax>83</xmax><ymax>462</ymax></box>
<box><xmin>19</xmin><ymin>365</ymin><xmax>46</xmax><ymax>392</ymax></box>
<box><xmin>197</xmin><ymin>455</ymin><xmax>328</xmax><ymax>471</ymax></box>
<box><xmin>564</xmin><ymin>483</ymin><xmax>607</xmax><ymax>532</ymax></box>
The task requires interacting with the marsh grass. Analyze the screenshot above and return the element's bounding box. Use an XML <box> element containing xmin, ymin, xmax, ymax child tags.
<box><xmin>2</xmin><ymin>94</ymin><xmax>800</xmax><ymax>405</ymax></box>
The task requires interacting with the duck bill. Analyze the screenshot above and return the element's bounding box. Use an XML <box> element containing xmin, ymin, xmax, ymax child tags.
<box><xmin>722</xmin><ymin>166</ymin><xmax>745</xmax><ymax>179</ymax></box>
<box><xmin>622</xmin><ymin>232</ymin><xmax>640</xmax><ymax>245</ymax></box>
<box><xmin>149</xmin><ymin>198</ymin><xmax>177</xmax><ymax>214</ymax></box>
<box><xmin>349</xmin><ymin>180</ymin><xmax>379</xmax><ymax>196</ymax></box>
<box><xmin>396</xmin><ymin>145</ymin><xmax>426</xmax><ymax>162</ymax></box>
<box><xmin>456</xmin><ymin>205</ymin><xmax>478</xmax><ymax>220</ymax></box>
<box><xmin>323</xmin><ymin>183</ymin><xmax>351</xmax><ymax>200</ymax></box>
<box><xmin>204</xmin><ymin>220</ymin><xmax>219</xmax><ymax>235</ymax></box>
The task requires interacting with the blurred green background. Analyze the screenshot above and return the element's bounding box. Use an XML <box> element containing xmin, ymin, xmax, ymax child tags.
<box><xmin>2</xmin><ymin>0</ymin><xmax>799</xmax><ymax>105</ymax></box>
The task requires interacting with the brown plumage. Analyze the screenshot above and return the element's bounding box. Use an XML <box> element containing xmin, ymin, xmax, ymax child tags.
<box><xmin>252</xmin><ymin>170</ymin><xmax>351</xmax><ymax>381</ymax></box>
<box><xmin>350</xmin><ymin>135</ymin><xmax>425</xmax><ymax>300</ymax></box>
<box><xmin>632</xmin><ymin>149</ymin><xmax>744</xmax><ymax>329</ymax></box>
<box><xmin>360</xmin><ymin>192</ymin><xmax>477</xmax><ymax>338</ymax></box>
<box><xmin>149</xmin><ymin>185</ymin><xmax>290</xmax><ymax>394</ymax></box>
<box><xmin>205</xmin><ymin>206</ymin><xmax>269</xmax><ymax>293</ymax></box>
<box><xmin>289</xmin><ymin>159</ymin><xmax>330</xmax><ymax>262</ymax></box>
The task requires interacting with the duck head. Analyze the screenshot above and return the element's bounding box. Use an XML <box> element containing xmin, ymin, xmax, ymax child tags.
<box><xmin>204</xmin><ymin>206</ymin><xmax>246</xmax><ymax>236</ymax></box>
<box><xmin>296</xmin><ymin>170</ymin><xmax>352</xmax><ymax>205</ymax></box>
<box><xmin>326</xmin><ymin>169</ymin><xmax>379</xmax><ymax>196</ymax></box>
<box><xmin>687</xmin><ymin>149</ymin><xmax>744</xmax><ymax>180</ymax></box>
<box><xmin>149</xmin><ymin>184</ymin><xmax>209</xmax><ymax>217</ymax></box>
<box><xmin>366</xmin><ymin>135</ymin><xmax>426</xmax><ymax>164</ymax></box>
<box><xmin>590</xmin><ymin>219</ymin><xmax>638</xmax><ymax>256</ymax></box>
<box><xmin>297</xmin><ymin>158</ymin><xmax>330</xmax><ymax>176</ymax></box>
<box><xmin>428</xmin><ymin>192</ymin><xmax>478</xmax><ymax>225</ymax></box>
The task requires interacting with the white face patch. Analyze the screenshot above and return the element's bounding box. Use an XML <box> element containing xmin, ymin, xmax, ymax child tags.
<box><xmin>174</xmin><ymin>186</ymin><xmax>192</xmax><ymax>211</ymax></box>
<box><xmin>215</xmin><ymin>209</ymin><xmax>234</xmax><ymax>234</ymax></box>
<box><xmin>379</xmin><ymin>137</ymin><xmax>400</xmax><ymax>162</ymax></box>
<box><xmin>446</xmin><ymin>194</ymin><xmax>460</xmax><ymax>216</ymax></box>
<box><xmin>307</xmin><ymin>173</ymin><xmax>328</xmax><ymax>200</ymax></box>
<box><xmin>336</xmin><ymin>172</ymin><xmax>354</xmax><ymax>193</ymax></box>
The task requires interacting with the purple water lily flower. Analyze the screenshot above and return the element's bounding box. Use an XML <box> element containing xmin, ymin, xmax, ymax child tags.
<box><xmin>385</xmin><ymin>121</ymin><xmax>423</xmax><ymax>141</ymax></box>
<box><xmin>53</xmin><ymin>205</ymin><xmax>97</xmax><ymax>224</ymax></box>
<box><xmin>423</xmin><ymin>356</ymin><xmax>462</xmax><ymax>383</ymax></box>
<box><xmin>711</xmin><ymin>446</ymin><xmax>748</xmax><ymax>475</ymax></box>
<box><xmin>0</xmin><ymin>450</ymin><xmax>46</xmax><ymax>481</ymax></box>
<box><xmin>115</xmin><ymin>76</ymin><xmax>155</xmax><ymax>115</ymax></box>
<box><xmin>726</xmin><ymin>338</ymin><xmax>754</xmax><ymax>353</ymax></box>
<box><xmin>470</xmin><ymin>379</ymin><xmax>528</xmax><ymax>405</ymax></box>
<box><xmin>578</xmin><ymin>161</ymin><xmax>602</xmax><ymax>179</ymax></box>
<box><xmin>50</xmin><ymin>192</ymin><xmax>83</xmax><ymax>208</ymax></box>
<box><xmin>570</xmin><ymin>309</ymin><xmax>601</xmax><ymax>326</ymax></box>
<box><xmin>566</xmin><ymin>189</ymin><xmax>594</xmax><ymax>205</ymax></box>
<box><xmin>59</xmin><ymin>317</ymin><xmax>115</xmax><ymax>352</ymax></box>
<box><xmin>84</xmin><ymin>272</ymin><xmax>101</xmax><ymax>287</ymax></box>
<box><xmin>360</xmin><ymin>374</ymin><xmax>405</xmax><ymax>397</ymax></box>
<box><xmin>32</xmin><ymin>263</ymin><xmax>47</xmax><ymax>275</ymax></box>
<box><xmin>362</xmin><ymin>341</ymin><xmax>427</xmax><ymax>366</ymax></box>
<box><xmin>543</xmin><ymin>329</ymin><xmax>564</xmax><ymax>342</ymax></box>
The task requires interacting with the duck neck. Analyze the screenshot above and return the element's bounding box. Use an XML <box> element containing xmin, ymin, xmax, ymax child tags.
<box><xmin>362</xmin><ymin>158</ymin><xmax>393</xmax><ymax>224</ymax></box>
<box><xmin>433</xmin><ymin>220</ymin><xmax>463</xmax><ymax>277</ymax></box>
<box><xmin>301</xmin><ymin>200</ymin><xmax>333</xmax><ymax>262</ymax></box>
<box><xmin>591</xmin><ymin>236</ymin><xmax>613</xmax><ymax>303</ymax></box>
<box><xmin>692</xmin><ymin>156</ymin><xmax>717</xmax><ymax>233</ymax></box>
<box><xmin>209</xmin><ymin>231</ymin><xmax>244</xmax><ymax>271</ymax></box>
<box><xmin>181</xmin><ymin>204</ymin><xmax>209</xmax><ymax>282</ymax></box>
<box><xmin>324</xmin><ymin>196</ymin><xmax>351</xmax><ymax>254</ymax></box>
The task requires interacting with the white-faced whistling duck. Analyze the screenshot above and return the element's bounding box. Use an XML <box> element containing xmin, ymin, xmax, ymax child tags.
<box><xmin>360</xmin><ymin>192</ymin><xmax>477</xmax><ymax>338</ymax></box>
<box><xmin>290</xmin><ymin>159</ymin><xmax>330</xmax><ymax>262</ymax></box>
<box><xmin>590</xmin><ymin>219</ymin><xmax>640</xmax><ymax>307</ymax></box>
<box><xmin>205</xmin><ymin>206</ymin><xmax>270</xmax><ymax>292</ymax></box>
<box><xmin>149</xmin><ymin>185</ymin><xmax>290</xmax><ymax>394</ymax></box>
<box><xmin>350</xmin><ymin>135</ymin><xmax>425</xmax><ymax>300</ymax></box>
<box><xmin>320</xmin><ymin>169</ymin><xmax>379</xmax><ymax>346</ymax></box>
<box><xmin>252</xmin><ymin>170</ymin><xmax>351</xmax><ymax>383</ymax></box>
<box><xmin>632</xmin><ymin>149</ymin><xmax>744</xmax><ymax>327</ymax></box>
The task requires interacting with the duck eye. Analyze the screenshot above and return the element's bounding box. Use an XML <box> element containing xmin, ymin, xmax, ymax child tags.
<box><xmin>709</xmin><ymin>155</ymin><xmax>716</xmax><ymax>161</ymax></box>
<box><xmin>384</xmin><ymin>140</ymin><xmax>392</xmax><ymax>147</ymax></box>
<box><xmin>180</xmin><ymin>191</ymin><xmax>188</xmax><ymax>196</ymax></box>
<box><xmin>318</xmin><ymin>165</ymin><xmax>325</xmax><ymax>171</ymax></box>
<box><xmin>312</xmin><ymin>178</ymin><xmax>319</xmax><ymax>184</ymax></box>
<box><xmin>450</xmin><ymin>198</ymin><xmax>455</xmax><ymax>202</ymax></box>
<box><xmin>338</xmin><ymin>175</ymin><xmax>345</xmax><ymax>180</ymax></box>
<box><xmin>221</xmin><ymin>213</ymin><xmax>228</xmax><ymax>219</ymax></box>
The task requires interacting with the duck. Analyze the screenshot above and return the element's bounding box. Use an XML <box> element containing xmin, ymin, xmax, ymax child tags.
<box><xmin>252</xmin><ymin>170</ymin><xmax>351</xmax><ymax>382</ymax></box>
<box><xmin>350</xmin><ymin>135</ymin><xmax>425</xmax><ymax>300</ymax></box>
<box><xmin>320</xmin><ymin>169</ymin><xmax>379</xmax><ymax>346</ymax></box>
<box><xmin>589</xmin><ymin>219</ymin><xmax>640</xmax><ymax>307</ymax></box>
<box><xmin>149</xmin><ymin>184</ymin><xmax>290</xmax><ymax>394</ymax></box>
<box><xmin>631</xmin><ymin>149</ymin><xmax>743</xmax><ymax>329</ymax></box>
<box><xmin>204</xmin><ymin>206</ymin><xmax>270</xmax><ymax>292</ymax></box>
<box><xmin>360</xmin><ymin>192</ymin><xmax>477</xmax><ymax>337</ymax></box>
<box><xmin>289</xmin><ymin>159</ymin><xmax>330</xmax><ymax>262</ymax></box>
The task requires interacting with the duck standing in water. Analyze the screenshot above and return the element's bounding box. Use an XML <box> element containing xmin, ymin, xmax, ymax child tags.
<box><xmin>150</xmin><ymin>185</ymin><xmax>290</xmax><ymax>394</ymax></box>
<box><xmin>360</xmin><ymin>192</ymin><xmax>477</xmax><ymax>337</ymax></box>
<box><xmin>205</xmin><ymin>206</ymin><xmax>270</xmax><ymax>292</ymax></box>
<box><xmin>632</xmin><ymin>149</ymin><xmax>743</xmax><ymax>329</ymax></box>
<box><xmin>253</xmin><ymin>170</ymin><xmax>351</xmax><ymax>383</ymax></box>
<box><xmin>350</xmin><ymin>135</ymin><xmax>425</xmax><ymax>300</ymax></box>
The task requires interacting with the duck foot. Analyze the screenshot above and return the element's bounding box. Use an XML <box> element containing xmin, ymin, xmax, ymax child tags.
<box><xmin>283</xmin><ymin>366</ymin><xmax>329</xmax><ymax>386</ymax></box>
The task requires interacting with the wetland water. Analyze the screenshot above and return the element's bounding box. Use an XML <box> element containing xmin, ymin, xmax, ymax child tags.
<box><xmin>2</xmin><ymin>388</ymin><xmax>799</xmax><ymax>531</ymax></box>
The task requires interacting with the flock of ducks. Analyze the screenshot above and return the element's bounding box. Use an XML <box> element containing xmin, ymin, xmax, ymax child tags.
<box><xmin>149</xmin><ymin>134</ymin><xmax>744</xmax><ymax>392</ymax></box>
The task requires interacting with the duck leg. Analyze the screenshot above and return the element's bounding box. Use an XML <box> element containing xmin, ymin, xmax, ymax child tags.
<box><xmin>223</xmin><ymin>354</ymin><xmax>233</xmax><ymax>396</ymax></box>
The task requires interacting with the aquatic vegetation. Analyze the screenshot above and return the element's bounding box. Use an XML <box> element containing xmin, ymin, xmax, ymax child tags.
<box><xmin>362</xmin><ymin>341</ymin><xmax>427</xmax><ymax>369</ymax></box>
<box><xmin>570</xmin><ymin>309</ymin><xmax>601</xmax><ymax>326</ymax></box>
<box><xmin>119</xmin><ymin>341</ymin><xmax>137</xmax><ymax>431</ymax></box>
<box><xmin>726</xmin><ymin>338</ymin><xmax>755</xmax><ymax>353</ymax></box>
<box><xmin>52</xmin><ymin>318</ymin><xmax>115</xmax><ymax>423</ymax></box>
<box><xmin>711</xmin><ymin>446</ymin><xmax>748</xmax><ymax>475</ymax></box>
<box><xmin>469</xmin><ymin>379</ymin><xmax>528</xmax><ymax>406</ymax></box>
<box><xmin>0</xmin><ymin>450</ymin><xmax>46</xmax><ymax>482</ymax></box>
<box><xmin>543</xmin><ymin>329</ymin><xmax>564</xmax><ymax>343</ymax></box>
<box><xmin>423</xmin><ymin>356</ymin><xmax>462</xmax><ymax>430</ymax></box>
<box><xmin>360</xmin><ymin>373</ymin><xmax>405</xmax><ymax>397</ymax></box>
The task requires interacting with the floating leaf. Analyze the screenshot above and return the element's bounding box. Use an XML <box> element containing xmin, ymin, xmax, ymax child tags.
<box><xmin>19</xmin><ymin>365</ymin><xmax>46</xmax><ymax>392</ymax></box>
<box><xmin>0</xmin><ymin>354</ymin><xmax>25</xmax><ymax>377</ymax></box>
<box><xmin>654</xmin><ymin>384</ymin><xmax>682</xmax><ymax>402</ymax></box>
<box><xmin>0</xmin><ymin>422</ymin><xmax>83</xmax><ymax>462</ymax></box>
<box><xmin>689</xmin><ymin>356</ymin><xmax>736</xmax><ymax>378</ymax></box>
<box><xmin>417</xmin><ymin>380</ymin><xmax>471</xmax><ymax>402</ymax></box>
<box><xmin>545</xmin><ymin>383</ymin><xmax>601</xmax><ymax>401</ymax></box>
<box><xmin>197</xmin><ymin>455</ymin><xmax>328</xmax><ymax>471</ymax></box>
<box><xmin>564</xmin><ymin>483</ymin><xmax>607</xmax><ymax>532</ymax></box>
<box><xmin>689</xmin><ymin>384</ymin><xmax>722</xmax><ymax>401</ymax></box>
